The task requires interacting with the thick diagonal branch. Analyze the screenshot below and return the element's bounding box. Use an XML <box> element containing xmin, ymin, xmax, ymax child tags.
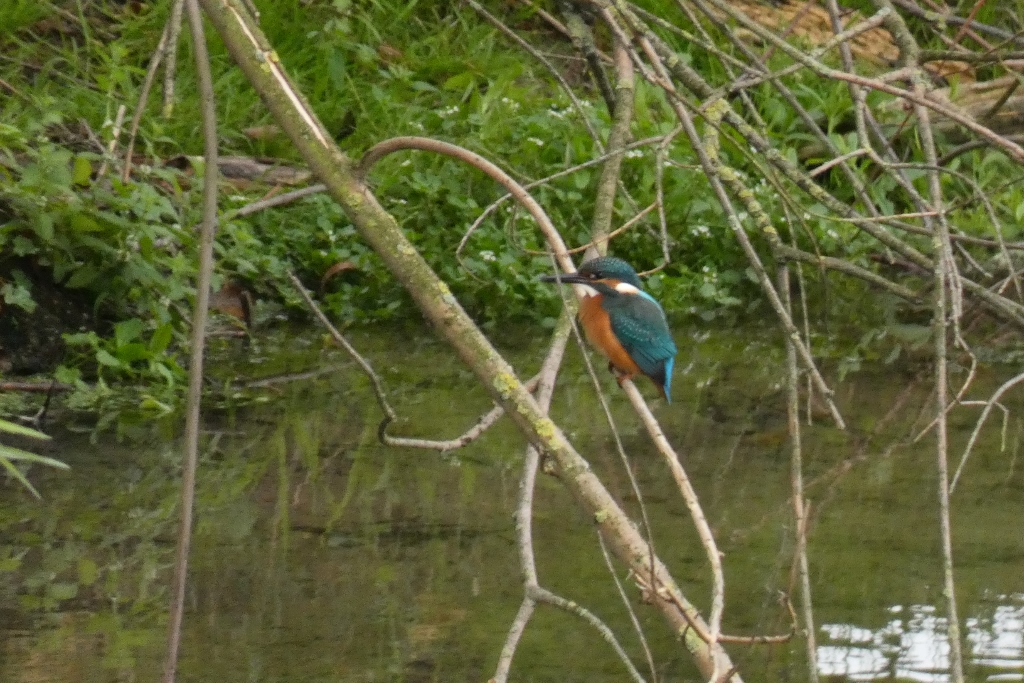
<box><xmin>197</xmin><ymin>1</ymin><xmax>742</xmax><ymax>678</ymax></box>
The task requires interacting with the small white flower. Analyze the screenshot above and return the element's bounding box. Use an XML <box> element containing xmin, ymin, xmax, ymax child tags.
<box><xmin>625</xmin><ymin>149</ymin><xmax>644</xmax><ymax>159</ymax></box>
<box><xmin>480</xmin><ymin>250</ymin><xmax>496</xmax><ymax>262</ymax></box>
<box><xmin>438</xmin><ymin>105</ymin><xmax>460</xmax><ymax>117</ymax></box>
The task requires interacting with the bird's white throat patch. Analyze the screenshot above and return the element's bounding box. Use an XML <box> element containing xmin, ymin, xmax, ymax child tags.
<box><xmin>613</xmin><ymin>282</ymin><xmax>641</xmax><ymax>294</ymax></box>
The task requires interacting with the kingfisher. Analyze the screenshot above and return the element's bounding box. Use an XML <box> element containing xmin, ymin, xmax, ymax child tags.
<box><xmin>542</xmin><ymin>257</ymin><xmax>677</xmax><ymax>402</ymax></box>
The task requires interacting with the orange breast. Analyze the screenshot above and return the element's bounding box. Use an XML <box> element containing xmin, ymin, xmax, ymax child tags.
<box><xmin>578</xmin><ymin>295</ymin><xmax>641</xmax><ymax>378</ymax></box>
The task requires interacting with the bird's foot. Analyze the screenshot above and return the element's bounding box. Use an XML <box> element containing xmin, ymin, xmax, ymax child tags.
<box><xmin>609</xmin><ymin>363</ymin><xmax>635</xmax><ymax>387</ymax></box>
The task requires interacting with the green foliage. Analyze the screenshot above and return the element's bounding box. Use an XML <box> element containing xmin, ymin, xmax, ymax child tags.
<box><xmin>0</xmin><ymin>419</ymin><xmax>67</xmax><ymax>498</ymax></box>
<box><xmin>3</xmin><ymin>0</ymin><xmax>1024</xmax><ymax>413</ymax></box>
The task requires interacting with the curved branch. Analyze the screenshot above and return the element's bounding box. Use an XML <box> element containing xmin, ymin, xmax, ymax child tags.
<box><xmin>357</xmin><ymin>136</ymin><xmax>573</xmax><ymax>273</ymax></box>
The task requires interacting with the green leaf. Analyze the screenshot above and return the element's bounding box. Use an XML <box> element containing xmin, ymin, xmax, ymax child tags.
<box><xmin>55</xmin><ymin>365</ymin><xmax>82</xmax><ymax>385</ymax></box>
<box><xmin>65</xmin><ymin>264</ymin><xmax>99</xmax><ymax>289</ymax></box>
<box><xmin>1</xmin><ymin>281</ymin><xmax>36</xmax><ymax>313</ymax></box>
<box><xmin>48</xmin><ymin>582</ymin><xmax>78</xmax><ymax>601</ymax></box>
<box><xmin>139</xmin><ymin>395</ymin><xmax>173</xmax><ymax>414</ymax></box>
<box><xmin>149</xmin><ymin>323</ymin><xmax>174</xmax><ymax>354</ymax></box>
<box><xmin>153</xmin><ymin>361</ymin><xmax>178</xmax><ymax>386</ymax></box>
<box><xmin>115</xmin><ymin>343</ymin><xmax>150</xmax><ymax>363</ymax></box>
<box><xmin>68</xmin><ymin>212</ymin><xmax>103</xmax><ymax>232</ymax></box>
<box><xmin>0</xmin><ymin>458</ymin><xmax>40</xmax><ymax>498</ymax></box>
<box><xmin>33</xmin><ymin>213</ymin><xmax>54</xmax><ymax>242</ymax></box>
<box><xmin>114</xmin><ymin>318</ymin><xmax>145</xmax><ymax>347</ymax></box>
<box><xmin>0</xmin><ymin>444</ymin><xmax>68</xmax><ymax>469</ymax></box>
<box><xmin>443</xmin><ymin>72</ymin><xmax>475</xmax><ymax>91</ymax></box>
<box><xmin>64</xmin><ymin>331</ymin><xmax>99</xmax><ymax>347</ymax></box>
<box><xmin>12</xmin><ymin>236</ymin><xmax>37</xmax><ymax>256</ymax></box>
<box><xmin>95</xmin><ymin>349</ymin><xmax>122</xmax><ymax>367</ymax></box>
<box><xmin>0</xmin><ymin>554</ymin><xmax>22</xmax><ymax>572</ymax></box>
<box><xmin>72</xmin><ymin>155</ymin><xmax>92</xmax><ymax>185</ymax></box>
<box><xmin>0</xmin><ymin>419</ymin><xmax>51</xmax><ymax>440</ymax></box>
<box><xmin>78</xmin><ymin>558</ymin><xmax>99</xmax><ymax>586</ymax></box>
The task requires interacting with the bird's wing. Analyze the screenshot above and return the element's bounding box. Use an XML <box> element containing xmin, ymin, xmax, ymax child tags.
<box><xmin>606</xmin><ymin>293</ymin><xmax>678</xmax><ymax>386</ymax></box>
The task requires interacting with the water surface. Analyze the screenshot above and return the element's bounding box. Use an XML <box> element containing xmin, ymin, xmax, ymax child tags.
<box><xmin>2</xmin><ymin>326</ymin><xmax>1023</xmax><ymax>682</ymax></box>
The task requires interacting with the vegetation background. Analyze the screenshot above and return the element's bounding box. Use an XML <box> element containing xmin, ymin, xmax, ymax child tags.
<box><xmin>4</xmin><ymin>1</ymin><xmax>1024</xmax><ymax>681</ymax></box>
<box><xmin>3</xmin><ymin>0</ymin><xmax>975</xmax><ymax>419</ymax></box>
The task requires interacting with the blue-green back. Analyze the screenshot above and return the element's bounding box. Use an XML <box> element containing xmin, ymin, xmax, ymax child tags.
<box><xmin>602</xmin><ymin>292</ymin><xmax>677</xmax><ymax>401</ymax></box>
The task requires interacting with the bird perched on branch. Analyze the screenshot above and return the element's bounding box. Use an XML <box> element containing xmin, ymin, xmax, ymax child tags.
<box><xmin>542</xmin><ymin>257</ymin><xmax>677</xmax><ymax>402</ymax></box>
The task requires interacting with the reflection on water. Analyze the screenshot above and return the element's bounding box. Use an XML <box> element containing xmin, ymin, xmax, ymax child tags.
<box><xmin>820</xmin><ymin>598</ymin><xmax>1024</xmax><ymax>682</ymax></box>
<box><xmin>2</xmin><ymin>327</ymin><xmax>1024</xmax><ymax>682</ymax></box>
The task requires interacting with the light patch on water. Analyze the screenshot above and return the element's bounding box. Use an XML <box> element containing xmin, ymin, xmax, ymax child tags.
<box><xmin>820</xmin><ymin>600</ymin><xmax>1024</xmax><ymax>682</ymax></box>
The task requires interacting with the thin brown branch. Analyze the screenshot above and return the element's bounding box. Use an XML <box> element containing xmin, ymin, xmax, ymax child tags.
<box><xmin>162</xmin><ymin>0</ymin><xmax>218</xmax><ymax>679</ymax></box>
<box><xmin>779</xmin><ymin>263</ymin><xmax>819</xmax><ymax>683</ymax></box>
<box><xmin>288</xmin><ymin>270</ymin><xmax>539</xmax><ymax>452</ymax></box>
<box><xmin>162</xmin><ymin>0</ymin><xmax>186</xmax><ymax>118</ymax></box>
<box><xmin>588</xmin><ymin>40</ymin><xmax>635</xmax><ymax>255</ymax></box>
<box><xmin>358</xmin><ymin>136</ymin><xmax>573</xmax><ymax>272</ymax></box>
<box><xmin>122</xmin><ymin>19</ymin><xmax>172</xmax><ymax>181</ymax></box>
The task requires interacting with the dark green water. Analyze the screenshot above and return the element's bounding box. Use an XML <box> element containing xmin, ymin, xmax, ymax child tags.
<box><xmin>2</xmin><ymin>327</ymin><xmax>1023</xmax><ymax>682</ymax></box>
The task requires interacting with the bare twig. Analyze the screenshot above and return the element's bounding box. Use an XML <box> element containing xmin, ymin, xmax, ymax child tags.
<box><xmin>122</xmin><ymin>20</ymin><xmax>172</xmax><ymax>181</ymax></box>
<box><xmin>891</xmin><ymin>5</ymin><xmax>967</xmax><ymax>678</ymax></box>
<box><xmin>162</xmin><ymin>0</ymin><xmax>186</xmax><ymax>118</ymax></box>
<box><xmin>950</xmin><ymin>370</ymin><xmax>1024</xmax><ymax>491</ymax></box>
<box><xmin>96</xmin><ymin>104</ymin><xmax>126</xmax><ymax>180</ymax></box>
<box><xmin>620</xmin><ymin>380</ymin><xmax>726</xmax><ymax>650</ymax></box>
<box><xmin>358</xmin><ymin>136</ymin><xmax>573</xmax><ymax>272</ymax></box>
<box><xmin>588</xmin><ymin>40</ymin><xmax>635</xmax><ymax>255</ymax></box>
<box><xmin>288</xmin><ymin>270</ymin><xmax>536</xmax><ymax>452</ymax></box>
<box><xmin>162</xmin><ymin>1</ymin><xmax>218</xmax><ymax>679</ymax></box>
<box><xmin>456</xmin><ymin>135</ymin><xmax>666</xmax><ymax>262</ymax></box>
<box><xmin>779</xmin><ymin>262</ymin><xmax>819</xmax><ymax>683</ymax></box>
<box><xmin>598</xmin><ymin>532</ymin><xmax>658</xmax><ymax>683</ymax></box>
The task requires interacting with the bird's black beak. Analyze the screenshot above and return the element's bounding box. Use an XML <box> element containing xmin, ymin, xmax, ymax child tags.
<box><xmin>540</xmin><ymin>272</ymin><xmax>588</xmax><ymax>285</ymax></box>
